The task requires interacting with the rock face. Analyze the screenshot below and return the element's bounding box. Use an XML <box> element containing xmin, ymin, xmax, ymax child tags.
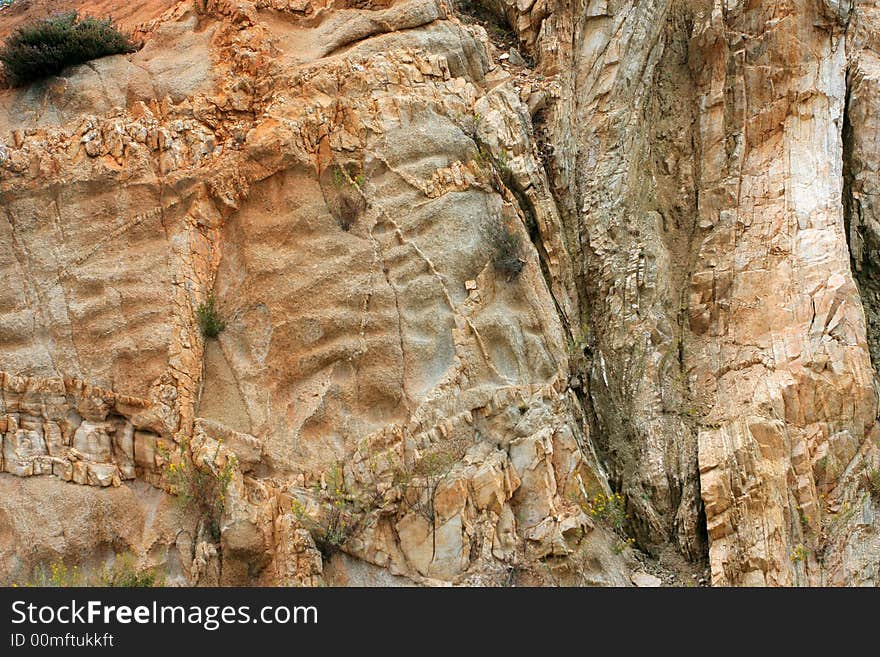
<box><xmin>686</xmin><ymin>0</ymin><xmax>877</xmax><ymax>586</ymax></box>
<box><xmin>0</xmin><ymin>0</ymin><xmax>878</xmax><ymax>586</ymax></box>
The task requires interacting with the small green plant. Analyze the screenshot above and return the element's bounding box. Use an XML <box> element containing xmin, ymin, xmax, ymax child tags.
<box><xmin>331</xmin><ymin>165</ymin><xmax>347</xmax><ymax>188</ymax></box>
<box><xmin>490</xmin><ymin>223</ymin><xmax>525</xmax><ymax>280</ymax></box>
<box><xmin>324</xmin><ymin>164</ymin><xmax>365</xmax><ymax>230</ymax></box>
<box><xmin>196</xmin><ymin>294</ymin><xmax>226</xmax><ymax>338</ymax></box>
<box><xmin>458</xmin><ymin>112</ymin><xmax>483</xmax><ymax>141</ymax></box>
<box><xmin>330</xmin><ymin>164</ymin><xmax>363</xmax><ymax>189</ymax></box>
<box><xmin>394</xmin><ymin>441</ymin><xmax>468</xmax><ymax>523</ymax></box>
<box><xmin>471</xmin><ymin>145</ymin><xmax>491</xmax><ymax>179</ymax></box>
<box><xmin>293</xmin><ymin>463</ymin><xmax>377</xmax><ymax>556</ymax></box>
<box><xmin>580</xmin><ymin>491</ymin><xmax>628</xmax><ymax>533</ymax></box>
<box><xmin>798</xmin><ymin>508</ymin><xmax>811</xmax><ymax>534</ymax></box>
<box><xmin>100</xmin><ymin>553</ymin><xmax>162</xmax><ymax>587</ymax></box>
<box><xmin>0</xmin><ymin>12</ymin><xmax>137</xmax><ymax>87</ymax></box>
<box><xmin>612</xmin><ymin>537</ymin><xmax>636</xmax><ymax>554</ymax></box>
<box><xmin>163</xmin><ymin>439</ymin><xmax>235</xmax><ymax>541</ymax></box>
<box><xmin>867</xmin><ymin>468</ymin><xmax>880</xmax><ymax>500</ymax></box>
<box><xmin>496</xmin><ymin>149</ymin><xmax>512</xmax><ymax>180</ymax></box>
<box><xmin>790</xmin><ymin>544</ymin><xmax>809</xmax><ymax>563</ymax></box>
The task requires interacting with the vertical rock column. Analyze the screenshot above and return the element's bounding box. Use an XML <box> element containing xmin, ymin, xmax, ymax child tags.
<box><xmin>539</xmin><ymin>0</ymin><xmax>706</xmax><ymax>558</ymax></box>
<box><xmin>689</xmin><ymin>0</ymin><xmax>878</xmax><ymax>586</ymax></box>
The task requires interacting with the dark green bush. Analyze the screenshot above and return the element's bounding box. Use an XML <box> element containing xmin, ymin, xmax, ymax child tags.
<box><xmin>196</xmin><ymin>295</ymin><xmax>227</xmax><ymax>339</ymax></box>
<box><xmin>0</xmin><ymin>12</ymin><xmax>137</xmax><ymax>87</ymax></box>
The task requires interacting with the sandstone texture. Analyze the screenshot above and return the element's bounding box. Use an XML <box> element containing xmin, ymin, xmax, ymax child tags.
<box><xmin>0</xmin><ymin>0</ymin><xmax>878</xmax><ymax>587</ymax></box>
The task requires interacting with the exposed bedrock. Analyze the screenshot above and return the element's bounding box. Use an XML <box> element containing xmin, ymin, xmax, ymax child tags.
<box><xmin>0</xmin><ymin>0</ymin><xmax>878</xmax><ymax>586</ymax></box>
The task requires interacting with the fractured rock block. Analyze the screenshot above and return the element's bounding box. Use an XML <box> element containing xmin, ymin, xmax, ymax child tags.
<box><xmin>134</xmin><ymin>431</ymin><xmax>160</xmax><ymax>470</ymax></box>
<box><xmin>112</xmin><ymin>421</ymin><xmax>136</xmax><ymax>479</ymax></box>
<box><xmin>87</xmin><ymin>462</ymin><xmax>120</xmax><ymax>487</ymax></box>
<box><xmin>3</xmin><ymin>426</ymin><xmax>47</xmax><ymax>475</ymax></box>
<box><xmin>72</xmin><ymin>422</ymin><xmax>114</xmax><ymax>463</ymax></box>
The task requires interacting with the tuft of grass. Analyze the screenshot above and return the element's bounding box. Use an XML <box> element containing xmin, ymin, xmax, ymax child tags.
<box><xmin>324</xmin><ymin>164</ymin><xmax>365</xmax><ymax>230</ymax></box>
<box><xmin>867</xmin><ymin>468</ymin><xmax>880</xmax><ymax>500</ymax></box>
<box><xmin>331</xmin><ymin>165</ymin><xmax>347</xmax><ymax>188</ymax></box>
<box><xmin>196</xmin><ymin>294</ymin><xmax>226</xmax><ymax>339</ymax></box>
<box><xmin>0</xmin><ymin>12</ymin><xmax>137</xmax><ymax>87</ymax></box>
<box><xmin>100</xmin><ymin>553</ymin><xmax>162</xmax><ymax>587</ymax></box>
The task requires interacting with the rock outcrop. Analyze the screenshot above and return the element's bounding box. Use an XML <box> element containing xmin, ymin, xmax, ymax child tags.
<box><xmin>0</xmin><ymin>0</ymin><xmax>878</xmax><ymax>586</ymax></box>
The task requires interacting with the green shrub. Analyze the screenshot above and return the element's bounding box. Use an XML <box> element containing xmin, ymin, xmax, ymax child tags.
<box><xmin>491</xmin><ymin>224</ymin><xmax>525</xmax><ymax>280</ymax></box>
<box><xmin>293</xmin><ymin>463</ymin><xmax>385</xmax><ymax>556</ymax></box>
<box><xmin>100</xmin><ymin>553</ymin><xmax>162</xmax><ymax>587</ymax></box>
<box><xmin>580</xmin><ymin>491</ymin><xmax>628</xmax><ymax>533</ymax></box>
<box><xmin>196</xmin><ymin>294</ymin><xmax>226</xmax><ymax>338</ymax></box>
<box><xmin>0</xmin><ymin>12</ymin><xmax>137</xmax><ymax>87</ymax></box>
<box><xmin>292</xmin><ymin>498</ymin><xmax>354</xmax><ymax>556</ymax></box>
<box><xmin>163</xmin><ymin>439</ymin><xmax>235</xmax><ymax>541</ymax></box>
<box><xmin>293</xmin><ymin>470</ymin><xmax>356</xmax><ymax>555</ymax></box>
<box><xmin>394</xmin><ymin>449</ymin><xmax>455</xmax><ymax>522</ymax></box>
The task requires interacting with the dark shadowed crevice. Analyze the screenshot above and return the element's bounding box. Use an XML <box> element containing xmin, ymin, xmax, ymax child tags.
<box><xmin>843</xmin><ymin>66</ymin><xmax>880</xmax><ymax>387</ymax></box>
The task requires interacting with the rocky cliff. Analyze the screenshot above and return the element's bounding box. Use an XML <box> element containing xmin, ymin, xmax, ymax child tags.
<box><xmin>0</xmin><ymin>0</ymin><xmax>878</xmax><ymax>587</ymax></box>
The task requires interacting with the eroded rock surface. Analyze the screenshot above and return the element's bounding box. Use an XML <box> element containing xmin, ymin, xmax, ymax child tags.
<box><xmin>0</xmin><ymin>0</ymin><xmax>878</xmax><ymax>586</ymax></box>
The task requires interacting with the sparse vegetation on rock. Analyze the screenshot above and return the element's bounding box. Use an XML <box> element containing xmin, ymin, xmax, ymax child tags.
<box><xmin>24</xmin><ymin>560</ymin><xmax>83</xmax><ymax>587</ymax></box>
<box><xmin>196</xmin><ymin>294</ymin><xmax>227</xmax><ymax>338</ymax></box>
<box><xmin>162</xmin><ymin>439</ymin><xmax>235</xmax><ymax>541</ymax></box>
<box><xmin>20</xmin><ymin>553</ymin><xmax>160</xmax><ymax>587</ymax></box>
<box><xmin>292</xmin><ymin>463</ymin><xmax>379</xmax><ymax>557</ymax></box>
<box><xmin>100</xmin><ymin>552</ymin><xmax>162</xmax><ymax>587</ymax></box>
<box><xmin>0</xmin><ymin>12</ymin><xmax>137</xmax><ymax>87</ymax></box>
<box><xmin>490</xmin><ymin>223</ymin><xmax>525</xmax><ymax>280</ymax></box>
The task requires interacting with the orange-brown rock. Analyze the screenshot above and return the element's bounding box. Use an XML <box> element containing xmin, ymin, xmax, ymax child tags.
<box><xmin>1</xmin><ymin>0</ymin><xmax>878</xmax><ymax>587</ymax></box>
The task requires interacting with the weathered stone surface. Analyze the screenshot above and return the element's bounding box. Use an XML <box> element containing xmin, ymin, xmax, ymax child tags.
<box><xmin>0</xmin><ymin>474</ymin><xmax>196</xmax><ymax>585</ymax></box>
<box><xmin>1</xmin><ymin>0</ymin><xmax>878</xmax><ymax>587</ymax></box>
<box><xmin>631</xmin><ymin>571</ymin><xmax>662</xmax><ymax>588</ymax></box>
<box><xmin>684</xmin><ymin>0</ymin><xmax>879</xmax><ymax>587</ymax></box>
